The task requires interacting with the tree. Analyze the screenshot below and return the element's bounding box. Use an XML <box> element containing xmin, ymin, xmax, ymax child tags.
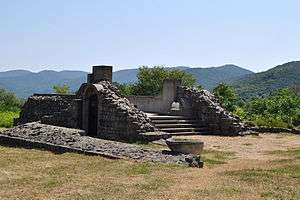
<box><xmin>213</xmin><ymin>83</ymin><xmax>237</xmax><ymax>112</ymax></box>
<box><xmin>131</xmin><ymin>66</ymin><xmax>196</xmax><ymax>96</ymax></box>
<box><xmin>53</xmin><ymin>84</ymin><xmax>70</xmax><ymax>94</ymax></box>
<box><xmin>113</xmin><ymin>82</ymin><xmax>134</xmax><ymax>96</ymax></box>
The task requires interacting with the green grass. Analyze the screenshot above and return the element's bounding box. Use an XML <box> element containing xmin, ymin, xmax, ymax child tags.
<box><xmin>224</xmin><ymin>165</ymin><xmax>300</xmax><ymax>181</ymax></box>
<box><xmin>201</xmin><ymin>149</ymin><xmax>235</xmax><ymax>165</ymax></box>
<box><xmin>0</xmin><ymin>111</ymin><xmax>19</xmax><ymax>128</ymax></box>
<box><xmin>266</xmin><ymin>148</ymin><xmax>300</xmax><ymax>160</ymax></box>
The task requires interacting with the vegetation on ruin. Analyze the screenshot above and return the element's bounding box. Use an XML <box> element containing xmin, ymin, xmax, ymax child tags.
<box><xmin>114</xmin><ymin>66</ymin><xmax>199</xmax><ymax>96</ymax></box>
<box><xmin>52</xmin><ymin>84</ymin><xmax>71</xmax><ymax>94</ymax></box>
<box><xmin>0</xmin><ymin>88</ymin><xmax>23</xmax><ymax>128</ymax></box>
<box><xmin>213</xmin><ymin>83</ymin><xmax>237</xmax><ymax>112</ymax></box>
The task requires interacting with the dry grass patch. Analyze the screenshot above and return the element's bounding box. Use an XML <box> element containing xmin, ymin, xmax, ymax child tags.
<box><xmin>223</xmin><ymin>148</ymin><xmax>300</xmax><ymax>200</ymax></box>
<box><xmin>1</xmin><ymin>134</ymin><xmax>300</xmax><ymax>200</ymax></box>
<box><xmin>0</xmin><ymin>146</ymin><xmax>181</xmax><ymax>200</ymax></box>
<box><xmin>223</xmin><ymin>165</ymin><xmax>300</xmax><ymax>200</ymax></box>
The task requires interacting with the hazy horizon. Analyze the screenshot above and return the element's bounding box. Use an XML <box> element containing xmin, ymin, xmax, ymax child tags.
<box><xmin>1</xmin><ymin>0</ymin><xmax>299</xmax><ymax>73</ymax></box>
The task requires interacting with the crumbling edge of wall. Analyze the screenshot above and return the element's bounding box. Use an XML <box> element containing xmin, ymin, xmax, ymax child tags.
<box><xmin>178</xmin><ymin>87</ymin><xmax>247</xmax><ymax>136</ymax></box>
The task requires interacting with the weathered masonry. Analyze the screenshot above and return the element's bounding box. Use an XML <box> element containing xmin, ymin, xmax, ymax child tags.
<box><xmin>15</xmin><ymin>65</ymin><xmax>246</xmax><ymax>142</ymax></box>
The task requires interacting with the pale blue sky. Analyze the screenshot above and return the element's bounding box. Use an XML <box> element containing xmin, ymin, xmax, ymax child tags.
<box><xmin>0</xmin><ymin>0</ymin><xmax>299</xmax><ymax>72</ymax></box>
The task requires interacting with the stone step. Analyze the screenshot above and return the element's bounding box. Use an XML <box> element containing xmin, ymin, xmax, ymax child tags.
<box><xmin>155</xmin><ymin>123</ymin><xmax>199</xmax><ymax>128</ymax></box>
<box><xmin>166</xmin><ymin>131</ymin><xmax>205</xmax><ymax>136</ymax></box>
<box><xmin>148</xmin><ymin>115</ymin><xmax>193</xmax><ymax>120</ymax></box>
<box><xmin>159</xmin><ymin>127</ymin><xmax>207</xmax><ymax>133</ymax></box>
<box><xmin>151</xmin><ymin>119</ymin><xmax>198</xmax><ymax>124</ymax></box>
<box><xmin>140</xmin><ymin>131</ymin><xmax>205</xmax><ymax>141</ymax></box>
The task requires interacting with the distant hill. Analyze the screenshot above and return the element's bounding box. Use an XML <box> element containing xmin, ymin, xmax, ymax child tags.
<box><xmin>0</xmin><ymin>70</ymin><xmax>87</xmax><ymax>98</ymax></box>
<box><xmin>112</xmin><ymin>68</ymin><xmax>139</xmax><ymax>83</ymax></box>
<box><xmin>0</xmin><ymin>65</ymin><xmax>253</xmax><ymax>98</ymax></box>
<box><xmin>185</xmin><ymin>64</ymin><xmax>253</xmax><ymax>89</ymax></box>
<box><xmin>229</xmin><ymin>61</ymin><xmax>300</xmax><ymax>99</ymax></box>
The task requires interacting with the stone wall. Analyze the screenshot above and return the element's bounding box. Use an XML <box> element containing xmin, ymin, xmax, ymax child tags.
<box><xmin>15</xmin><ymin>94</ymin><xmax>78</xmax><ymax>128</ymax></box>
<box><xmin>178</xmin><ymin>87</ymin><xmax>246</xmax><ymax>135</ymax></box>
<box><xmin>127</xmin><ymin>79</ymin><xmax>182</xmax><ymax>114</ymax></box>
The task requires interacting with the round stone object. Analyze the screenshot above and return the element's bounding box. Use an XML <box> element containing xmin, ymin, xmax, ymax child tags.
<box><xmin>166</xmin><ymin>138</ymin><xmax>204</xmax><ymax>155</ymax></box>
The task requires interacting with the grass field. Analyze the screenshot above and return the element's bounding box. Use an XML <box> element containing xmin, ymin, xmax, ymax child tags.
<box><xmin>0</xmin><ymin>133</ymin><xmax>300</xmax><ymax>200</ymax></box>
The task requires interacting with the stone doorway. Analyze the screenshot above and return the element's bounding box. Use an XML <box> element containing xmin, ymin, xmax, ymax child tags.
<box><xmin>88</xmin><ymin>94</ymin><xmax>98</xmax><ymax>136</ymax></box>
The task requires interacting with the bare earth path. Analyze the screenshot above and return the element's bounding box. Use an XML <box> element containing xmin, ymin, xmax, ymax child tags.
<box><xmin>184</xmin><ymin>133</ymin><xmax>300</xmax><ymax>160</ymax></box>
<box><xmin>0</xmin><ymin>133</ymin><xmax>299</xmax><ymax>200</ymax></box>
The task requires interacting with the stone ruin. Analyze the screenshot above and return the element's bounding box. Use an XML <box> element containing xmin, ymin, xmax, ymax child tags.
<box><xmin>14</xmin><ymin>65</ymin><xmax>246</xmax><ymax>141</ymax></box>
<box><xmin>1</xmin><ymin>65</ymin><xmax>248</xmax><ymax>167</ymax></box>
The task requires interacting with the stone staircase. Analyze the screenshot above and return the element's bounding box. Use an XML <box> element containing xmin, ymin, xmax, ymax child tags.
<box><xmin>147</xmin><ymin>113</ymin><xmax>208</xmax><ymax>136</ymax></box>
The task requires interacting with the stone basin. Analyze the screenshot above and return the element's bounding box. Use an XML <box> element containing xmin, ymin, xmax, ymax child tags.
<box><xmin>166</xmin><ymin>138</ymin><xmax>204</xmax><ymax>155</ymax></box>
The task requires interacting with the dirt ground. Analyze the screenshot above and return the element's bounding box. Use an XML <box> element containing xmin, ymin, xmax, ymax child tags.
<box><xmin>0</xmin><ymin>133</ymin><xmax>299</xmax><ymax>200</ymax></box>
<box><xmin>183</xmin><ymin>133</ymin><xmax>300</xmax><ymax>160</ymax></box>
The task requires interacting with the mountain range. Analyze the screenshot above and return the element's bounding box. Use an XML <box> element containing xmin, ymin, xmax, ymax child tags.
<box><xmin>0</xmin><ymin>62</ymin><xmax>299</xmax><ymax>99</ymax></box>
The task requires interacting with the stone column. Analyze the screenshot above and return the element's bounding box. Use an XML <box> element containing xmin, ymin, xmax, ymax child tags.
<box><xmin>162</xmin><ymin>79</ymin><xmax>181</xmax><ymax>101</ymax></box>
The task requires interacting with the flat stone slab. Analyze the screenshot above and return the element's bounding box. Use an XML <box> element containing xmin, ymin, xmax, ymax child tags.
<box><xmin>0</xmin><ymin>122</ymin><xmax>202</xmax><ymax>167</ymax></box>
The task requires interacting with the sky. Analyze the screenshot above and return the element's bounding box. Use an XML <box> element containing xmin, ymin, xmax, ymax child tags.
<box><xmin>0</xmin><ymin>0</ymin><xmax>299</xmax><ymax>73</ymax></box>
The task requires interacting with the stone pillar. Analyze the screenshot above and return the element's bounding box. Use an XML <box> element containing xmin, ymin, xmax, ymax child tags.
<box><xmin>161</xmin><ymin>79</ymin><xmax>182</xmax><ymax>113</ymax></box>
<box><xmin>162</xmin><ymin>79</ymin><xmax>181</xmax><ymax>101</ymax></box>
<box><xmin>92</xmin><ymin>65</ymin><xmax>113</xmax><ymax>83</ymax></box>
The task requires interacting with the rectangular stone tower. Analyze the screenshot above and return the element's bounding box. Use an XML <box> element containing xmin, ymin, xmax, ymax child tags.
<box><xmin>87</xmin><ymin>65</ymin><xmax>113</xmax><ymax>84</ymax></box>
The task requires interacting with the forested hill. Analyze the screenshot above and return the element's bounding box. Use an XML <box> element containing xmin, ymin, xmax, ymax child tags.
<box><xmin>185</xmin><ymin>64</ymin><xmax>253</xmax><ymax>89</ymax></box>
<box><xmin>0</xmin><ymin>65</ymin><xmax>252</xmax><ymax>98</ymax></box>
<box><xmin>229</xmin><ymin>61</ymin><xmax>300</xmax><ymax>100</ymax></box>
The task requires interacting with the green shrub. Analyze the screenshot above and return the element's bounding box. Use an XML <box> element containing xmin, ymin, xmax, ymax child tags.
<box><xmin>52</xmin><ymin>84</ymin><xmax>71</xmax><ymax>94</ymax></box>
<box><xmin>0</xmin><ymin>88</ymin><xmax>22</xmax><ymax>128</ymax></box>
<box><xmin>241</xmin><ymin>88</ymin><xmax>300</xmax><ymax>128</ymax></box>
<box><xmin>213</xmin><ymin>83</ymin><xmax>237</xmax><ymax>112</ymax></box>
<box><xmin>0</xmin><ymin>111</ymin><xmax>20</xmax><ymax>128</ymax></box>
<box><xmin>0</xmin><ymin>88</ymin><xmax>23</xmax><ymax>112</ymax></box>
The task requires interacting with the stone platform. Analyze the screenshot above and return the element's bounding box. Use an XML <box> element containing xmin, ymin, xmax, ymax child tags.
<box><xmin>0</xmin><ymin>122</ymin><xmax>202</xmax><ymax>167</ymax></box>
